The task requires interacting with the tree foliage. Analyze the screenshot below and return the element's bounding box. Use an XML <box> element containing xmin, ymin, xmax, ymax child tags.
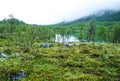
<box><xmin>0</xmin><ymin>15</ymin><xmax>120</xmax><ymax>44</ymax></box>
<box><xmin>87</xmin><ymin>18</ymin><xmax>96</xmax><ymax>42</ymax></box>
<box><xmin>113</xmin><ymin>25</ymin><xmax>120</xmax><ymax>43</ymax></box>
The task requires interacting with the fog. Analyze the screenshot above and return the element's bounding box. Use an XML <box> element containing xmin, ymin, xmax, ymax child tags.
<box><xmin>0</xmin><ymin>0</ymin><xmax>120</xmax><ymax>25</ymax></box>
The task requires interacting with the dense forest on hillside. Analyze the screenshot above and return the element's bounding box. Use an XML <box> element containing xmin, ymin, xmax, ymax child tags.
<box><xmin>0</xmin><ymin>10</ymin><xmax>120</xmax><ymax>81</ymax></box>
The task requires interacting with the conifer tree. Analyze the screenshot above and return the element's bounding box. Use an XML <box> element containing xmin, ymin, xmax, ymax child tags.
<box><xmin>87</xmin><ymin>18</ymin><xmax>96</xmax><ymax>42</ymax></box>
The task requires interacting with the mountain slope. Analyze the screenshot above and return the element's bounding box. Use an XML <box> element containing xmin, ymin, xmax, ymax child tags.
<box><xmin>70</xmin><ymin>10</ymin><xmax>120</xmax><ymax>24</ymax></box>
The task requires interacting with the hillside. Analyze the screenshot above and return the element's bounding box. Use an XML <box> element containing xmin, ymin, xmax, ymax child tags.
<box><xmin>67</xmin><ymin>10</ymin><xmax>120</xmax><ymax>24</ymax></box>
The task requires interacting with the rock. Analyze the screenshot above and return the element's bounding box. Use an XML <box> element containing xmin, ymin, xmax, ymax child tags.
<box><xmin>81</xmin><ymin>39</ymin><xmax>87</xmax><ymax>42</ymax></box>
<box><xmin>18</xmin><ymin>70</ymin><xmax>25</xmax><ymax>78</ymax></box>
<box><xmin>10</xmin><ymin>53</ymin><xmax>20</xmax><ymax>58</ymax></box>
<box><xmin>64</xmin><ymin>43</ymin><xmax>74</xmax><ymax>47</ymax></box>
<box><xmin>40</xmin><ymin>43</ymin><xmax>51</xmax><ymax>48</ymax></box>
<box><xmin>21</xmin><ymin>57</ymin><xmax>32</xmax><ymax>61</ymax></box>
<box><xmin>0</xmin><ymin>52</ymin><xmax>8</xmax><ymax>58</ymax></box>
<box><xmin>9</xmin><ymin>70</ymin><xmax>25</xmax><ymax>80</ymax></box>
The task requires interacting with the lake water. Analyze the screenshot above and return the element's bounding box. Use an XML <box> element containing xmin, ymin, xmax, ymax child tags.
<box><xmin>55</xmin><ymin>34</ymin><xmax>79</xmax><ymax>43</ymax></box>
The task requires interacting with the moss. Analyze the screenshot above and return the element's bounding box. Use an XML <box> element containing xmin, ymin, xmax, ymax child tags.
<box><xmin>0</xmin><ymin>42</ymin><xmax>120</xmax><ymax>80</ymax></box>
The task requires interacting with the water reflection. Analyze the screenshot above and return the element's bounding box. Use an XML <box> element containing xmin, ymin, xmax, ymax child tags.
<box><xmin>55</xmin><ymin>34</ymin><xmax>79</xmax><ymax>43</ymax></box>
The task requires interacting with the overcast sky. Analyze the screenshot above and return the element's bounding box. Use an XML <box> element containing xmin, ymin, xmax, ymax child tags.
<box><xmin>0</xmin><ymin>0</ymin><xmax>120</xmax><ymax>25</ymax></box>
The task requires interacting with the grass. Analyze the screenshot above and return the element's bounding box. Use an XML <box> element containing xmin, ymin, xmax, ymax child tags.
<box><xmin>0</xmin><ymin>40</ymin><xmax>120</xmax><ymax>81</ymax></box>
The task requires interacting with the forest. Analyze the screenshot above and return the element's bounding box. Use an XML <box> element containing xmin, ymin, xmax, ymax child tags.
<box><xmin>0</xmin><ymin>10</ymin><xmax>120</xmax><ymax>81</ymax></box>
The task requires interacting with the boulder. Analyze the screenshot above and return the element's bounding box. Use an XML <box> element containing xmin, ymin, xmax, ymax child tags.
<box><xmin>64</xmin><ymin>43</ymin><xmax>74</xmax><ymax>47</ymax></box>
<box><xmin>9</xmin><ymin>70</ymin><xmax>25</xmax><ymax>80</ymax></box>
<box><xmin>10</xmin><ymin>53</ymin><xmax>20</xmax><ymax>58</ymax></box>
<box><xmin>40</xmin><ymin>43</ymin><xmax>51</xmax><ymax>48</ymax></box>
<box><xmin>81</xmin><ymin>39</ymin><xmax>87</xmax><ymax>42</ymax></box>
<box><xmin>0</xmin><ymin>52</ymin><xmax>8</xmax><ymax>58</ymax></box>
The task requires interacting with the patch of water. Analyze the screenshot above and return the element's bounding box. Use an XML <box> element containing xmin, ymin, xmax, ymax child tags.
<box><xmin>55</xmin><ymin>34</ymin><xmax>79</xmax><ymax>43</ymax></box>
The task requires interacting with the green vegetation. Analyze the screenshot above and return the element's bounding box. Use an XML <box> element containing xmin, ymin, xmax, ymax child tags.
<box><xmin>0</xmin><ymin>42</ymin><xmax>120</xmax><ymax>81</ymax></box>
<box><xmin>0</xmin><ymin>11</ymin><xmax>120</xmax><ymax>81</ymax></box>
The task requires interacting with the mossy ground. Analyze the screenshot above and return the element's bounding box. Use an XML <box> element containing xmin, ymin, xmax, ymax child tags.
<box><xmin>0</xmin><ymin>40</ymin><xmax>120</xmax><ymax>81</ymax></box>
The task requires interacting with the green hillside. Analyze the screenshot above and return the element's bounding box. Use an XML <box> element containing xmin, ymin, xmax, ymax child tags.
<box><xmin>70</xmin><ymin>10</ymin><xmax>120</xmax><ymax>23</ymax></box>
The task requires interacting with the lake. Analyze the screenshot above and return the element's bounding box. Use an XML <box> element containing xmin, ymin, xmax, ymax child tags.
<box><xmin>55</xmin><ymin>34</ymin><xmax>79</xmax><ymax>43</ymax></box>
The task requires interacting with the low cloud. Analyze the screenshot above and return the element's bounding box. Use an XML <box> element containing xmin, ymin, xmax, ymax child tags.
<box><xmin>0</xmin><ymin>0</ymin><xmax>120</xmax><ymax>24</ymax></box>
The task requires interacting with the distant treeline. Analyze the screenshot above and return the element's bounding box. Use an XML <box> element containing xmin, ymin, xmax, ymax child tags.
<box><xmin>0</xmin><ymin>14</ymin><xmax>120</xmax><ymax>50</ymax></box>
